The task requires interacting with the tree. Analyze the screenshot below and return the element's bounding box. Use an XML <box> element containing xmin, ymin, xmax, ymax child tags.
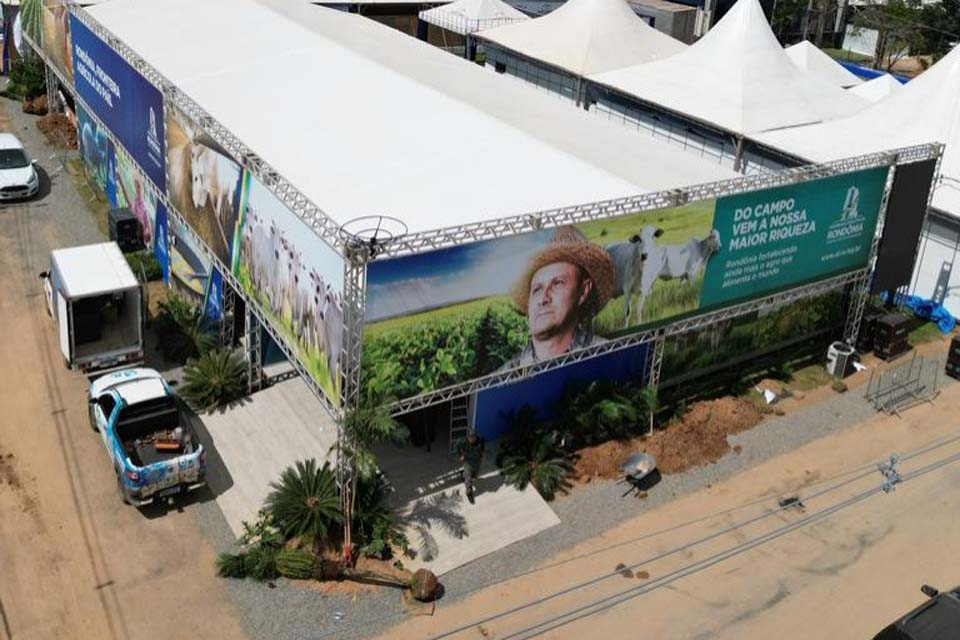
<box><xmin>264</xmin><ymin>459</ymin><xmax>342</xmax><ymax>552</ymax></box>
<box><xmin>338</xmin><ymin>391</ymin><xmax>410</xmax><ymax>562</ymax></box>
<box><xmin>851</xmin><ymin>0</ymin><xmax>926</xmax><ymax>71</ymax></box>
<box><xmin>920</xmin><ymin>0</ymin><xmax>960</xmax><ymax>61</ymax></box>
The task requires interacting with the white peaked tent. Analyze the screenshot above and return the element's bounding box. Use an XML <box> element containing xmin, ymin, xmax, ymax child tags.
<box><xmin>757</xmin><ymin>44</ymin><xmax>960</xmax><ymax>215</ymax></box>
<box><xmin>475</xmin><ymin>0</ymin><xmax>686</xmax><ymax>76</ymax></box>
<box><xmin>419</xmin><ymin>0</ymin><xmax>528</xmax><ymax>36</ymax></box>
<box><xmin>590</xmin><ymin>0</ymin><xmax>867</xmax><ymax>135</ymax></box>
<box><xmin>848</xmin><ymin>73</ymin><xmax>903</xmax><ymax>103</ymax></box>
<box><xmin>785</xmin><ymin>40</ymin><xmax>862</xmax><ymax>88</ymax></box>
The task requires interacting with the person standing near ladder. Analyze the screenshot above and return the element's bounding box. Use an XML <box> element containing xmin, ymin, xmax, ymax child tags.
<box><xmin>458</xmin><ymin>430</ymin><xmax>485</xmax><ymax>504</ymax></box>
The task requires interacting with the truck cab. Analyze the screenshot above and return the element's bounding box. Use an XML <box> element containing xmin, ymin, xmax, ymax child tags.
<box><xmin>88</xmin><ymin>368</ymin><xmax>206</xmax><ymax>506</ymax></box>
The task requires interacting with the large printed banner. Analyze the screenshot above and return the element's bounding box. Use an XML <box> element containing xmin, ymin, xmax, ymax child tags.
<box><xmin>77</xmin><ymin>105</ymin><xmax>112</xmax><ymax>195</ymax></box>
<box><xmin>39</xmin><ymin>0</ymin><xmax>72</xmax><ymax>84</ymax></box>
<box><xmin>70</xmin><ymin>14</ymin><xmax>165</xmax><ymax>192</ymax></box>
<box><xmin>236</xmin><ymin>172</ymin><xmax>345</xmax><ymax>405</ymax></box>
<box><xmin>473</xmin><ymin>342</ymin><xmax>650</xmax><ymax>441</ymax></box>
<box><xmin>363</xmin><ymin>167</ymin><xmax>888</xmax><ymax>402</ymax></box>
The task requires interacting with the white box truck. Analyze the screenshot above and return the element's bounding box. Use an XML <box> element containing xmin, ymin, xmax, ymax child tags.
<box><xmin>40</xmin><ymin>242</ymin><xmax>145</xmax><ymax>372</ymax></box>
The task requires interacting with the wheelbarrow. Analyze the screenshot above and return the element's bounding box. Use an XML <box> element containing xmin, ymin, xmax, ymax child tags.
<box><xmin>618</xmin><ymin>452</ymin><xmax>660</xmax><ymax>497</ymax></box>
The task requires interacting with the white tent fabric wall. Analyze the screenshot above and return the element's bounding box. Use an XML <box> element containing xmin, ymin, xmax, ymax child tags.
<box><xmin>84</xmin><ymin>0</ymin><xmax>735</xmax><ymax>236</ymax></box>
<box><xmin>848</xmin><ymin>73</ymin><xmax>904</xmax><ymax>102</ymax></box>
<box><xmin>756</xmin><ymin>43</ymin><xmax>960</xmax><ymax>217</ymax></box>
<box><xmin>589</xmin><ymin>0</ymin><xmax>867</xmax><ymax>135</ymax></box>
<box><xmin>419</xmin><ymin>0</ymin><xmax>528</xmax><ymax>36</ymax></box>
<box><xmin>911</xmin><ymin>218</ymin><xmax>960</xmax><ymax>318</ymax></box>
<box><xmin>475</xmin><ymin>0</ymin><xmax>686</xmax><ymax>77</ymax></box>
<box><xmin>785</xmin><ymin>40</ymin><xmax>862</xmax><ymax>88</ymax></box>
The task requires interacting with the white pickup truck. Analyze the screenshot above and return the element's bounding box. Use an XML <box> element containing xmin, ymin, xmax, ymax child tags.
<box><xmin>88</xmin><ymin>368</ymin><xmax>206</xmax><ymax>506</ymax></box>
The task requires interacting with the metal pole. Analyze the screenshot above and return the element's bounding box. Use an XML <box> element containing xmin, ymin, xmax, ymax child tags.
<box><xmin>245</xmin><ymin>305</ymin><xmax>262</xmax><ymax>393</ymax></box>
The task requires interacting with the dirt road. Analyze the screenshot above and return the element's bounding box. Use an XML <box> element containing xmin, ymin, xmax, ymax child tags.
<box><xmin>379</xmin><ymin>372</ymin><xmax>960</xmax><ymax>640</ymax></box>
<box><xmin>0</xmin><ymin>104</ymin><xmax>246</xmax><ymax>640</ymax></box>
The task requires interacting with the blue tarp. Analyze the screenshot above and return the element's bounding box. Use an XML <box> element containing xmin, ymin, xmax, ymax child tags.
<box><xmin>838</xmin><ymin>61</ymin><xmax>910</xmax><ymax>84</ymax></box>
<box><xmin>881</xmin><ymin>293</ymin><xmax>956</xmax><ymax>333</ymax></box>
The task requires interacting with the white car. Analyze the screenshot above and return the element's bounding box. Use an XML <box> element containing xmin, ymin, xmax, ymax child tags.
<box><xmin>0</xmin><ymin>133</ymin><xmax>39</xmax><ymax>201</ymax></box>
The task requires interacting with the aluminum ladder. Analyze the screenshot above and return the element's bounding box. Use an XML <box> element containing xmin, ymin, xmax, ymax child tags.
<box><xmin>449</xmin><ymin>395</ymin><xmax>471</xmax><ymax>454</ymax></box>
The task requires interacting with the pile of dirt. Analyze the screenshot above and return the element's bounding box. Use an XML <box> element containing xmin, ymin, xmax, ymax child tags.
<box><xmin>22</xmin><ymin>94</ymin><xmax>48</xmax><ymax>115</ymax></box>
<box><xmin>37</xmin><ymin>112</ymin><xmax>77</xmax><ymax>149</ymax></box>
<box><xmin>571</xmin><ymin>397</ymin><xmax>767</xmax><ymax>482</ymax></box>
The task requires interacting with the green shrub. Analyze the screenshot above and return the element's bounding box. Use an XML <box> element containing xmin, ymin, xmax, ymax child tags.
<box><xmin>276</xmin><ymin>549</ymin><xmax>319</xmax><ymax>580</ymax></box>
<box><xmin>265</xmin><ymin>459</ymin><xmax>343</xmax><ymax>549</ymax></box>
<box><xmin>6</xmin><ymin>55</ymin><xmax>45</xmax><ymax>99</ymax></box>
<box><xmin>215</xmin><ymin>552</ymin><xmax>248</xmax><ymax>579</ymax></box>
<box><xmin>352</xmin><ymin>474</ymin><xmax>408</xmax><ymax>560</ymax></box>
<box><xmin>180</xmin><ymin>347</ymin><xmax>247</xmax><ymax>412</ymax></box>
<box><xmin>125</xmin><ymin>250</ymin><xmax>162</xmax><ymax>282</ymax></box>
<box><xmin>154</xmin><ymin>292</ymin><xmax>214</xmax><ymax>362</ymax></box>
<box><xmin>500</xmin><ymin>430</ymin><xmax>572</xmax><ymax>501</ymax></box>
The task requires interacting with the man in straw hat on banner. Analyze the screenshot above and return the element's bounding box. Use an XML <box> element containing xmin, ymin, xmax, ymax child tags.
<box><xmin>500</xmin><ymin>226</ymin><xmax>615</xmax><ymax>371</ymax></box>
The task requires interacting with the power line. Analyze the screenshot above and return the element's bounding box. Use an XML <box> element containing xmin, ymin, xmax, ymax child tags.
<box><xmin>424</xmin><ymin>433</ymin><xmax>960</xmax><ymax>640</ymax></box>
<box><xmin>499</xmin><ymin>449</ymin><xmax>960</xmax><ymax>640</ymax></box>
<box><xmin>310</xmin><ymin>430</ymin><xmax>960</xmax><ymax>640</ymax></box>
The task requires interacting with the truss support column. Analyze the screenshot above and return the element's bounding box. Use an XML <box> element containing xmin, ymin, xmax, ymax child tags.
<box><xmin>338</xmin><ymin>237</ymin><xmax>371</xmax><ymax>562</ymax></box>
<box><xmin>844</xmin><ymin>271</ymin><xmax>871</xmax><ymax>346</ymax></box>
<box><xmin>44</xmin><ymin>64</ymin><xmax>62</xmax><ymax>113</ymax></box>
<box><xmin>245</xmin><ymin>306</ymin><xmax>263</xmax><ymax>394</ymax></box>
<box><xmin>647</xmin><ymin>331</ymin><xmax>666</xmax><ymax>393</ymax></box>
<box><xmin>220</xmin><ymin>281</ymin><xmax>236</xmax><ymax>348</ymax></box>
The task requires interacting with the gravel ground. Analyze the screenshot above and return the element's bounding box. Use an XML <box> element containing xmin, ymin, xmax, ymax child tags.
<box><xmin>195</xmin><ymin>355</ymin><xmax>954</xmax><ymax>640</ymax></box>
<box><xmin>16</xmin><ymin>88</ymin><xmax>949</xmax><ymax>640</ymax></box>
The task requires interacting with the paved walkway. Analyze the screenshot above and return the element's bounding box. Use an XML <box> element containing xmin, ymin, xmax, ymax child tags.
<box><xmin>198</xmin><ymin>377</ymin><xmax>338</xmax><ymax>537</ymax></box>
<box><xmin>377</xmin><ymin>434</ymin><xmax>560</xmax><ymax>576</ymax></box>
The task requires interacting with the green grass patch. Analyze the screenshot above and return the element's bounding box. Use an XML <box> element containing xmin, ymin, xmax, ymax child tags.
<box><xmin>67</xmin><ymin>158</ymin><xmax>110</xmax><ymax>239</ymax></box>
<box><xmin>788</xmin><ymin>363</ymin><xmax>834</xmax><ymax>392</ymax></box>
<box><xmin>908</xmin><ymin>321</ymin><xmax>944</xmax><ymax>346</ymax></box>
<box><xmin>821</xmin><ymin>48</ymin><xmax>872</xmax><ymax>64</ymax></box>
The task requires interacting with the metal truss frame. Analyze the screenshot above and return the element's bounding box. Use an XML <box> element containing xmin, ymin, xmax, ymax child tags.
<box><xmin>68</xmin><ymin>7</ymin><xmax>347</xmax><ymax>255</ymax></box>
<box><xmin>220</xmin><ymin>280</ymin><xmax>236</xmax><ymax>347</ymax></box>
<box><xmin>245</xmin><ymin>304</ymin><xmax>263</xmax><ymax>393</ymax></box>
<box><xmin>386</xmin><ymin>268</ymin><xmax>866</xmax><ymax>416</ymax></box>
<box><xmin>372</xmin><ymin>144</ymin><xmax>939</xmax><ymax>258</ymax></box>
<box><xmin>36</xmin><ymin>43</ymin><xmax>345</xmax><ymax>424</ymax></box>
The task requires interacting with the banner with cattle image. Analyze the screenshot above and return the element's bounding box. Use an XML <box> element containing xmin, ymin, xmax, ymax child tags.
<box><xmin>236</xmin><ymin>173</ymin><xmax>345</xmax><ymax>406</ymax></box>
<box><xmin>165</xmin><ymin>104</ymin><xmax>244</xmax><ymax>269</ymax></box>
<box><xmin>362</xmin><ymin>166</ymin><xmax>888</xmax><ymax>403</ymax></box>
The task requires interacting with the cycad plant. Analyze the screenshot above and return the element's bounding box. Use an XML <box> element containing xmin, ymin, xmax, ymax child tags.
<box><xmin>265</xmin><ymin>459</ymin><xmax>343</xmax><ymax>551</ymax></box>
<box><xmin>180</xmin><ymin>347</ymin><xmax>247</xmax><ymax>412</ymax></box>
<box><xmin>500</xmin><ymin>431</ymin><xmax>572</xmax><ymax>501</ymax></box>
<box><xmin>155</xmin><ymin>292</ymin><xmax>214</xmax><ymax>362</ymax></box>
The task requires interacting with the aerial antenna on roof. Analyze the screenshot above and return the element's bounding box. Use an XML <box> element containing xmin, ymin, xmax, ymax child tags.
<box><xmin>338</xmin><ymin>215</ymin><xmax>407</xmax><ymax>260</ymax></box>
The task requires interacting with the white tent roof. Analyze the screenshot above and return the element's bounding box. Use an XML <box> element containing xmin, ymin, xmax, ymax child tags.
<box><xmin>474</xmin><ymin>0</ymin><xmax>686</xmax><ymax>76</ymax></box>
<box><xmin>785</xmin><ymin>40</ymin><xmax>862</xmax><ymax>88</ymax></box>
<box><xmin>848</xmin><ymin>73</ymin><xmax>903</xmax><ymax>102</ymax></box>
<box><xmin>590</xmin><ymin>0</ymin><xmax>867</xmax><ymax>135</ymax></box>
<box><xmin>85</xmin><ymin>0</ymin><xmax>734</xmax><ymax>235</ymax></box>
<box><xmin>419</xmin><ymin>0</ymin><xmax>528</xmax><ymax>36</ymax></box>
<box><xmin>757</xmin><ymin>44</ymin><xmax>960</xmax><ymax>215</ymax></box>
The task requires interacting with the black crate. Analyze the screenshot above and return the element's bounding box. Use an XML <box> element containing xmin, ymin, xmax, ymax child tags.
<box><xmin>856</xmin><ymin>310</ymin><xmax>886</xmax><ymax>353</ymax></box>
<box><xmin>946</xmin><ymin>361</ymin><xmax>960</xmax><ymax>380</ymax></box>
<box><xmin>875</xmin><ymin>313</ymin><xmax>911</xmax><ymax>342</ymax></box>
<box><xmin>876</xmin><ymin>339</ymin><xmax>911</xmax><ymax>361</ymax></box>
<box><xmin>950</xmin><ymin>336</ymin><xmax>960</xmax><ymax>361</ymax></box>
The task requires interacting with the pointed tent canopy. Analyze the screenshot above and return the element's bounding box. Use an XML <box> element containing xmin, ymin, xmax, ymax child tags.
<box><xmin>757</xmin><ymin>44</ymin><xmax>960</xmax><ymax>215</ymax></box>
<box><xmin>590</xmin><ymin>0</ymin><xmax>867</xmax><ymax>135</ymax></box>
<box><xmin>785</xmin><ymin>40</ymin><xmax>862</xmax><ymax>88</ymax></box>
<box><xmin>848</xmin><ymin>73</ymin><xmax>903</xmax><ymax>103</ymax></box>
<box><xmin>419</xmin><ymin>0</ymin><xmax>528</xmax><ymax>36</ymax></box>
<box><xmin>474</xmin><ymin>0</ymin><xmax>686</xmax><ymax>76</ymax></box>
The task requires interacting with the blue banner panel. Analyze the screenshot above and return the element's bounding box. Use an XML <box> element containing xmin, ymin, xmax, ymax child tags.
<box><xmin>154</xmin><ymin>202</ymin><xmax>170</xmax><ymax>285</ymax></box>
<box><xmin>204</xmin><ymin>268</ymin><xmax>223</xmax><ymax>322</ymax></box>
<box><xmin>473</xmin><ymin>342</ymin><xmax>650</xmax><ymax>441</ymax></box>
<box><xmin>70</xmin><ymin>14</ymin><xmax>165</xmax><ymax>192</ymax></box>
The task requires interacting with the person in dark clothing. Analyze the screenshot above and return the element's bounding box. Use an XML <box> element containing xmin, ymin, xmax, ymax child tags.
<box><xmin>458</xmin><ymin>430</ymin><xmax>485</xmax><ymax>504</ymax></box>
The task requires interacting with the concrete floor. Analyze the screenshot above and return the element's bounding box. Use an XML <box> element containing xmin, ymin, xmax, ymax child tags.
<box><xmin>376</xmin><ymin>430</ymin><xmax>560</xmax><ymax>576</ymax></box>
<box><xmin>199</xmin><ymin>377</ymin><xmax>338</xmax><ymax>537</ymax></box>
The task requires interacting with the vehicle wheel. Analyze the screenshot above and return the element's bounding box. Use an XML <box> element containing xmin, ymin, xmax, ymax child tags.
<box><xmin>116</xmin><ymin>472</ymin><xmax>129</xmax><ymax>505</ymax></box>
<box><xmin>88</xmin><ymin>401</ymin><xmax>99</xmax><ymax>432</ymax></box>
